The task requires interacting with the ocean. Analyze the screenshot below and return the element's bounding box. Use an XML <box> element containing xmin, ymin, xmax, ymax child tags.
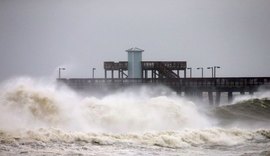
<box><xmin>0</xmin><ymin>77</ymin><xmax>269</xmax><ymax>156</ymax></box>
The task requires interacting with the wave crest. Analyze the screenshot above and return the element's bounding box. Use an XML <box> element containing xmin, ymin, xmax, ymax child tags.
<box><xmin>5</xmin><ymin>84</ymin><xmax>60</xmax><ymax>123</ymax></box>
<box><xmin>0</xmin><ymin>78</ymin><xmax>212</xmax><ymax>132</ymax></box>
<box><xmin>0</xmin><ymin>128</ymin><xmax>268</xmax><ymax>148</ymax></box>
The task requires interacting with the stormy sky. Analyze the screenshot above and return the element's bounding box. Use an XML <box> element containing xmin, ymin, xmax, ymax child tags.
<box><xmin>0</xmin><ymin>0</ymin><xmax>269</xmax><ymax>80</ymax></box>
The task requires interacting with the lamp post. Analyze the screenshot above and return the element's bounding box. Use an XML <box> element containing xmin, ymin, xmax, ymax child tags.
<box><xmin>187</xmin><ymin>67</ymin><xmax>192</xmax><ymax>78</ymax></box>
<box><xmin>197</xmin><ymin>67</ymin><xmax>204</xmax><ymax>78</ymax></box>
<box><xmin>207</xmin><ymin>67</ymin><xmax>214</xmax><ymax>78</ymax></box>
<box><xmin>92</xmin><ymin>68</ymin><xmax>96</xmax><ymax>78</ymax></box>
<box><xmin>214</xmin><ymin>66</ymin><xmax>220</xmax><ymax>78</ymax></box>
<box><xmin>58</xmin><ymin>67</ymin><xmax>66</xmax><ymax>79</ymax></box>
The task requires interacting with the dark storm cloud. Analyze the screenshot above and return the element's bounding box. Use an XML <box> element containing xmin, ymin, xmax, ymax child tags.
<box><xmin>0</xmin><ymin>0</ymin><xmax>269</xmax><ymax>80</ymax></box>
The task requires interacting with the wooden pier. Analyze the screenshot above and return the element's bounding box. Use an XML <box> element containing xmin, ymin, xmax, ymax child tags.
<box><xmin>58</xmin><ymin>77</ymin><xmax>270</xmax><ymax>105</ymax></box>
<box><xmin>57</xmin><ymin>59</ymin><xmax>270</xmax><ymax>105</ymax></box>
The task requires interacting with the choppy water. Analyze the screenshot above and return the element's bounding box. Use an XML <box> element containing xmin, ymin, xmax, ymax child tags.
<box><xmin>0</xmin><ymin>77</ymin><xmax>270</xmax><ymax>156</ymax></box>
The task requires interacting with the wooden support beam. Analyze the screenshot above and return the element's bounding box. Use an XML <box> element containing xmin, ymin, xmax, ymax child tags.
<box><xmin>208</xmin><ymin>91</ymin><xmax>213</xmax><ymax>105</ymax></box>
<box><xmin>228</xmin><ymin>92</ymin><xmax>233</xmax><ymax>103</ymax></box>
<box><xmin>144</xmin><ymin>70</ymin><xmax>148</xmax><ymax>79</ymax></box>
<box><xmin>197</xmin><ymin>92</ymin><xmax>203</xmax><ymax>99</ymax></box>
<box><xmin>215</xmin><ymin>92</ymin><xmax>221</xmax><ymax>106</ymax></box>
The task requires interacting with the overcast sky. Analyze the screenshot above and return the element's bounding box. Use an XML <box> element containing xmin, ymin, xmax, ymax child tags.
<box><xmin>0</xmin><ymin>0</ymin><xmax>270</xmax><ymax>80</ymax></box>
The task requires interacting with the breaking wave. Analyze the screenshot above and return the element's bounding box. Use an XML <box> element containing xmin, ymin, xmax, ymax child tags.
<box><xmin>0</xmin><ymin>128</ymin><xmax>269</xmax><ymax>149</ymax></box>
<box><xmin>212</xmin><ymin>97</ymin><xmax>270</xmax><ymax>128</ymax></box>
<box><xmin>0</xmin><ymin>77</ymin><xmax>270</xmax><ymax>153</ymax></box>
<box><xmin>0</xmin><ymin>77</ymin><xmax>211</xmax><ymax>132</ymax></box>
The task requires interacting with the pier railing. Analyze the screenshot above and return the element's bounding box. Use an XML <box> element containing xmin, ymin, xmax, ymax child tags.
<box><xmin>58</xmin><ymin>77</ymin><xmax>270</xmax><ymax>91</ymax></box>
<box><xmin>58</xmin><ymin>77</ymin><xmax>270</xmax><ymax>105</ymax></box>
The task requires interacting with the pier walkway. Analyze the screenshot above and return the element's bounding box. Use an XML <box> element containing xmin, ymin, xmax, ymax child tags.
<box><xmin>58</xmin><ymin>77</ymin><xmax>270</xmax><ymax>105</ymax></box>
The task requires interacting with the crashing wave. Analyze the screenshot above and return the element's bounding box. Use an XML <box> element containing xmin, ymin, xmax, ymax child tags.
<box><xmin>0</xmin><ymin>128</ymin><xmax>268</xmax><ymax>148</ymax></box>
<box><xmin>0</xmin><ymin>77</ymin><xmax>269</xmax><ymax>155</ymax></box>
<box><xmin>0</xmin><ymin>78</ymin><xmax>211</xmax><ymax>132</ymax></box>
<box><xmin>213</xmin><ymin>98</ymin><xmax>270</xmax><ymax>124</ymax></box>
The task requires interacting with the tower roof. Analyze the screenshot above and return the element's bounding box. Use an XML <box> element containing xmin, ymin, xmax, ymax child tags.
<box><xmin>126</xmin><ymin>47</ymin><xmax>144</xmax><ymax>52</ymax></box>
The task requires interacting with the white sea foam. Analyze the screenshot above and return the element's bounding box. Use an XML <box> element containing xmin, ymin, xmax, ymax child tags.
<box><xmin>0</xmin><ymin>127</ymin><xmax>267</xmax><ymax>148</ymax></box>
<box><xmin>0</xmin><ymin>77</ymin><xmax>211</xmax><ymax>132</ymax></box>
<box><xmin>0</xmin><ymin>77</ymin><xmax>269</xmax><ymax>156</ymax></box>
<box><xmin>232</xmin><ymin>90</ymin><xmax>270</xmax><ymax>105</ymax></box>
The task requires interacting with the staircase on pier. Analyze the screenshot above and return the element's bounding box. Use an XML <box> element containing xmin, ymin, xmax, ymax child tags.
<box><xmin>154</xmin><ymin>62</ymin><xmax>179</xmax><ymax>79</ymax></box>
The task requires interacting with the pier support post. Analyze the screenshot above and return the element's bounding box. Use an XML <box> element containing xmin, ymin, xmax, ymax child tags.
<box><xmin>177</xmin><ymin>90</ymin><xmax>182</xmax><ymax>96</ymax></box>
<box><xmin>105</xmin><ymin>70</ymin><xmax>107</xmax><ymax>79</ymax></box>
<box><xmin>197</xmin><ymin>92</ymin><xmax>203</xmax><ymax>99</ymax></box>
<box><xmin>144</xmin><ymin>70</ymin><xmax>148</xmax><ymax>79</ymax></box>
<box><xmin>228</xmin><ymin>92</ymin><xmax>233</xmax><ymax>103</ymax></box>
<box><xmin>185</xmin><ymin>89</ymin><xmax>194</xmax><ymax>98</ymax></box>
<box><xmin>249</xmin><ymin>91</ymin><xmax>254</xmax><ymax>95</ymax></box>
<box><xmin>111</xmin><ymin>70</ymin><xmax>114</xmax><ymax>79</ymax></box>
<box><xmin>215</xmin><ymin>92</ymin><xmax>221</xmax><ymax>106</ymax></box>
<box><xmin>185</xmin><ymin>91</ymin><xmax>190</xmax><ymax>97</ymax></box>
<box><xmin>208</xmin><ymin>91</ymin><xmax>214</xmax><ymax>105</ymax></box>
<box><xmin>240</xmin><ymin>91</ymin><xmax>245</xmax><ymax>95</ymax></box>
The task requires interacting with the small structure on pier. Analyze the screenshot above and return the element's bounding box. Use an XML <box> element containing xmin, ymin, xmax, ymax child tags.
<box><xmin>126</xmin><ymin>47</ymin><xmax>144</xmax><ymax>78</ymax></box>
<box><xmin>104</xmin><ymin>47</ymin><xmax>187</xmax><ymax>79</ymax></box>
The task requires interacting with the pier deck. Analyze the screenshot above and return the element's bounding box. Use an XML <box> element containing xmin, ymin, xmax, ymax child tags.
<box><xmin>58</xmin><ymin>77</ymin><xmax>270</xmax><ymax>105</ymax></box>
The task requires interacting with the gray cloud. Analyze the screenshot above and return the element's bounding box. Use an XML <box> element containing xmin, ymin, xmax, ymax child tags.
<box><xmin>0</xmin><ymin>0</ymin><xmax>269</xmax><ymax>80</ymax></box>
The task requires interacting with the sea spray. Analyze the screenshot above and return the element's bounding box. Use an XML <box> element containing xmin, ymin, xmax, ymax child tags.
<box><xmin>0</xmin><ymin>77</ymin><xmax>270</xmax><ymax>155</ymax></box>
<box><xmin>0</xmin><ymin>77</ymin><xmax>211</xmax><ymax>132</ymax></box>
<box><xmin>231</xmin><ymin>89</ymin><xmax>270</xmax><ymax>105</ymax></box>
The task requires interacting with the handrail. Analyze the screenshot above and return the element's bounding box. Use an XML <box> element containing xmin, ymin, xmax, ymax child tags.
<box><xmin>58</xmin><ymin>77</ymin><xmax>270</xmax><ymax>88</ymax></box>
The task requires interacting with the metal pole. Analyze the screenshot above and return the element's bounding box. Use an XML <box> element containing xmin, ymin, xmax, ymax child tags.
<box><xmin>207</xmin><ymin>67</ymin><xmax>214</xmax><ymax>78</ymax></box>
<box><xmin>202</xmin><ymin>68</ymin><xmax>204</xmax><ymax>78</ymax></box>
<box><xmin>197</xmin><ymin>67</ymin><xmax>203</xmax><ymax>78</ymax></box>
<box><xmin>187</xmin><ymin>67</ymin><xmax>192</xmax><ymax>78</ymax></box>
<box><xmin>92</xmin><ymin>68</ymin><xmax>96</xmax><ymax>78</ymax></box>
<box><xmin>58</xmin><ymin>68</ymin><xmax>60</xmax><ymax>79</ymax></box>
<box><xmin>214</xmin><ymin>66</ymin><xmax>220</xmax><ymax>78</ymax></box>
<box><xmin>58</xmin><ymin>67</ymin><xmax>65</xmax><ymax>79</ymax></box>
